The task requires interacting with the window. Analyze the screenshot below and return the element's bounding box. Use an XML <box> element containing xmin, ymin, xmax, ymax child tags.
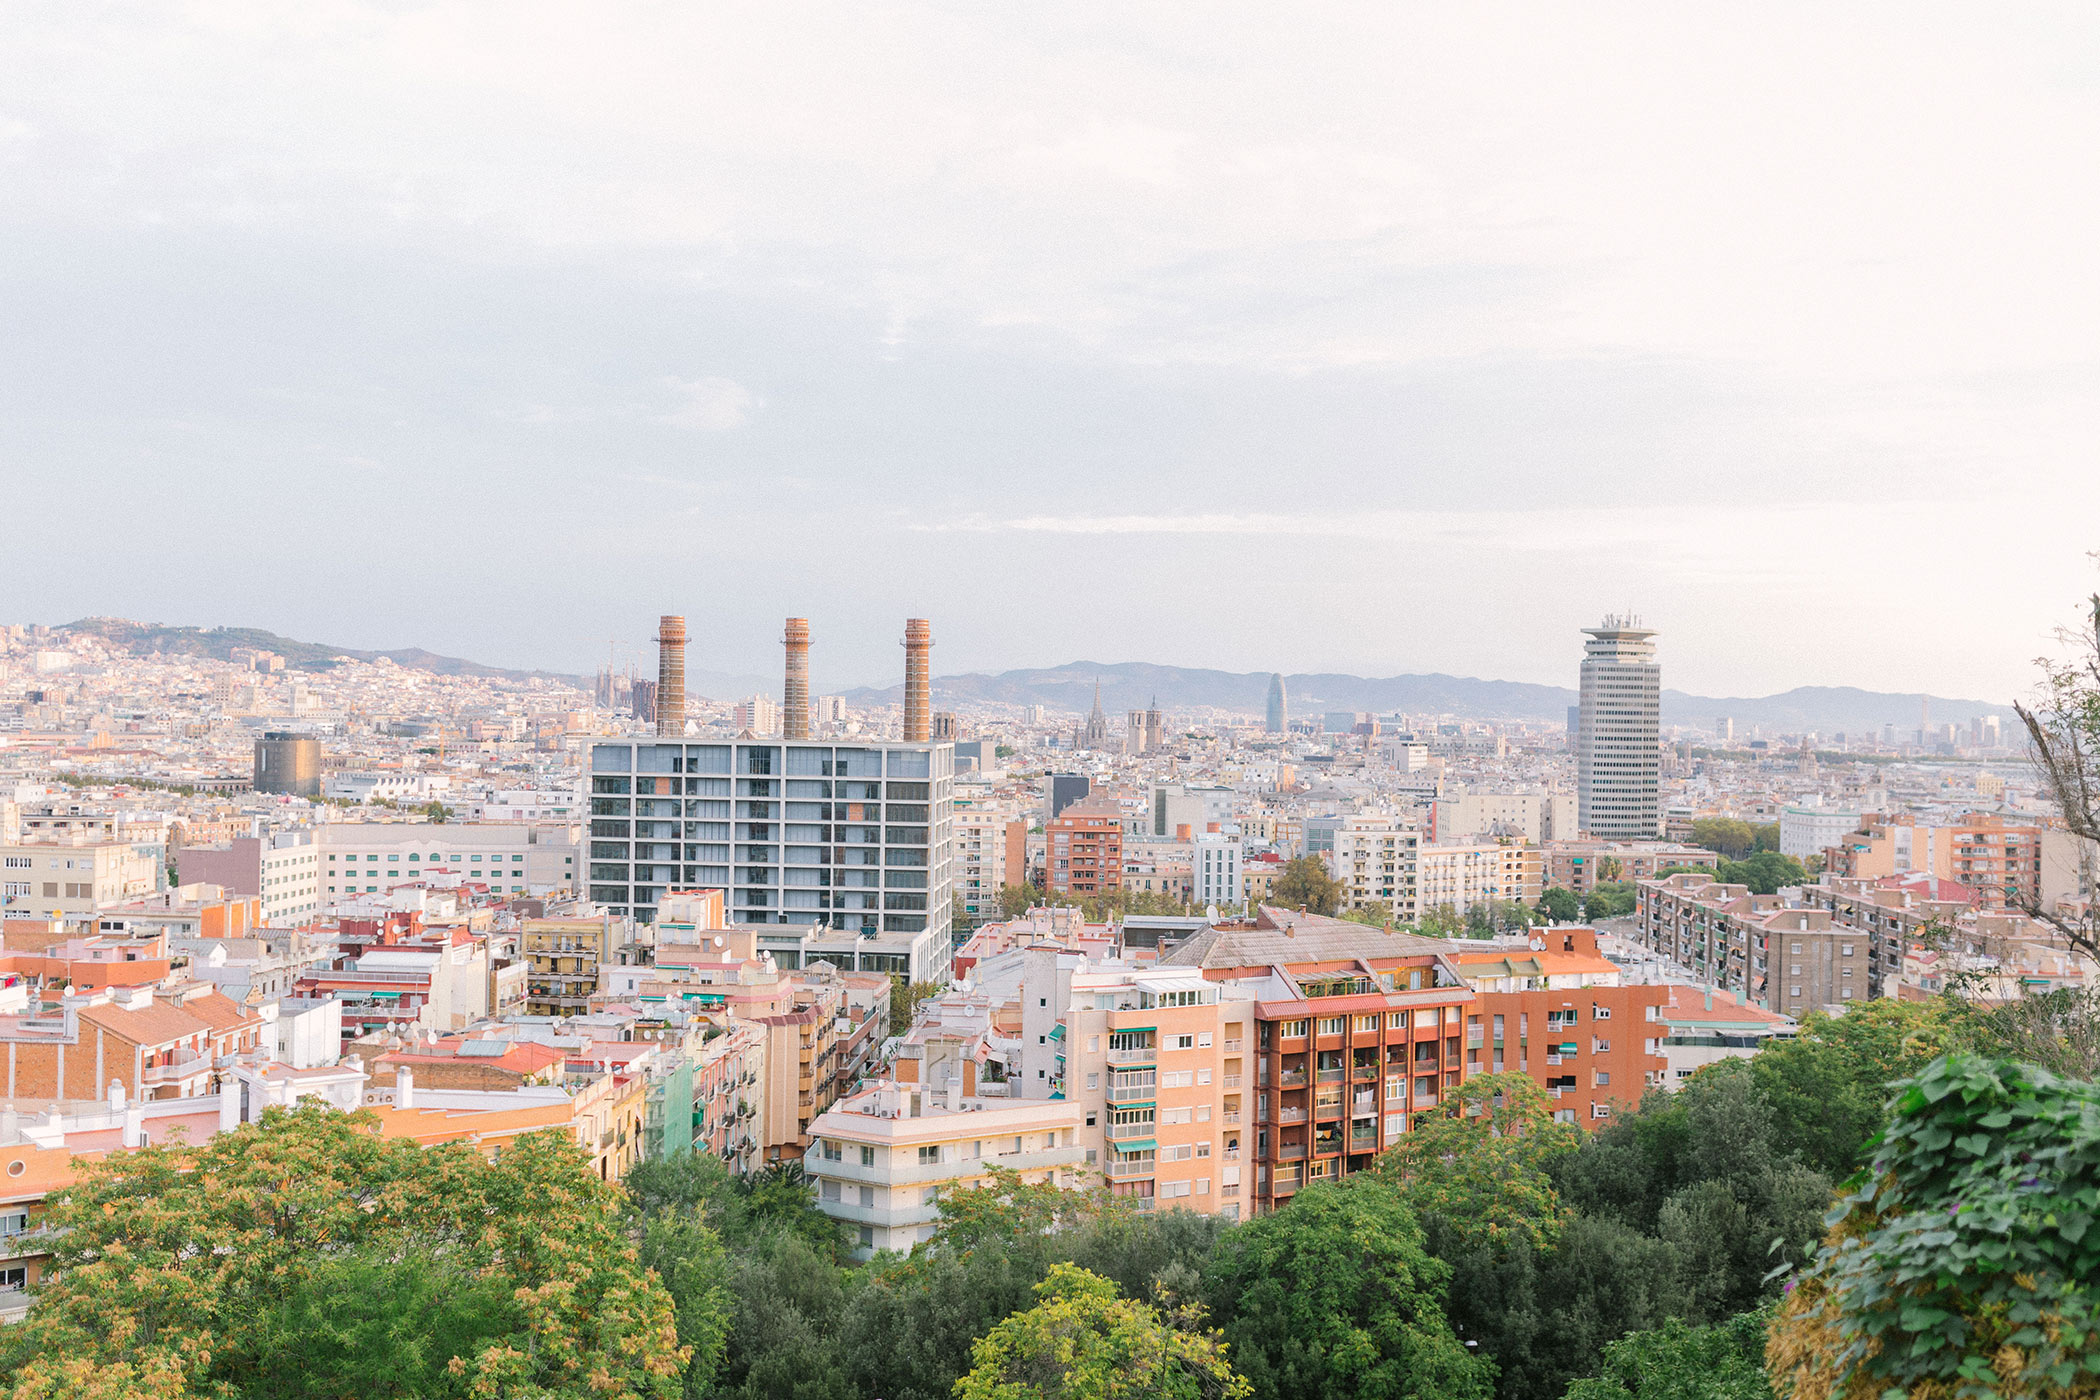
<box><xmin>1316</xmin><ymin>1016</ymin><xmax>1345</xmax><ymax>1035</ymax></box>
<box><xmin>1277</xmin><ymin>1019</ymin><xmax>1309</xmax><ymax>1038</ymax></box>
<box><xmin>1171</xmin><ymin>1033</ymin><xmax>1194</xmax><ymax>1050</ymax></box>
<box><xmin>1354</xmin><ymin>1015</ymin><xmax>1379</xmax><ymax>1033</ymax></box>
<box><xmin>859</xmin><ymin>1145</ymin><xmax>875</xmax><ymax>1166</ymax></box>
<box><xmin>821</xmin><ymin>1140</ymin><xmax>841</xmax><ymax>1161</ymax></box>
<box><xmin>1387</xmin><ymin>1011</ymin><xmax>1407</xmax><ymax>1029</ymax></box>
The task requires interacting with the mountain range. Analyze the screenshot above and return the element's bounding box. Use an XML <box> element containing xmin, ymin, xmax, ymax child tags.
<box><xmin>54</xmin><ymin>620</ymin><xmax>2017</xmax><ymax>736</ymax></box>
<box><xmin>843</xmin><ymin>662</ymin><xmax>2020</xmax><ymax>736</ymax></box>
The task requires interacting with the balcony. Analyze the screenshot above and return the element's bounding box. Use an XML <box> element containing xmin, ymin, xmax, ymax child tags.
<box><xmin>1277</xmin><ymin>1143</ymin><xmax>1307</xmax><ymax>1161</ymax></box>
<box><xmin>1106</xmin><ymin>1046</ymin><xmax>1157</xmax><ymax>1067</ymax></box>
<box><xmin>1222</xmin><ymin>1111</ymin><xmax>1241</xmax><ymax>1124</ymax></box>
<box><xmin>1351</xmin><ymin>1065</ymin><xmax>1378</xmax><ymax>1082</ymax></box>
<box><xmin>1107</xmin><ymin>1119</ymin><xmax>1157</xmax><ymax>1141</ymax></box>
<box><xmin>1277</xmin><ymin>1107</ymin><xmax>1306</xmax><ymax>1124</ymax></box>
<box><xmin>1350</xmin><ymin>1128</ymin><xmax>1379</xmax><ymax>1150</ymax></box>
<box><xmin>1222</xmin><ymin>1038</ymin><xmax>1243</xmax><ymax>1052</ymax></box>
<box><xmin>1316</xmin><ymin>1067</ymin><xmax>1345</xmax><ymax>1084</ymax></box>
<box><xmin>1278</xmin><ymin>1069</ymin><xmax>1308</xmax><ymax>1088</ymax></box>
<box><xmin>1105</xmin><ymin>1155</ymin><xmax>1155</xmax><ymax>1180</ymax></box>
<box><xmin>1221</xmin><ymin>1074</ymin><xmax>1242</xmax><ymax>1088</ymax></box>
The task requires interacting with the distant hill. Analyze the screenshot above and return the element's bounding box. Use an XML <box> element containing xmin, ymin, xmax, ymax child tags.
<box><xmin>843</xmin><ymin>661</ymin><xmax>2018</xmax><ymax>735</ymax></box>
<box><xmin>59</xmin><ymin>618</ymin><xmax>590</xmax><ymax>689</ymax></box>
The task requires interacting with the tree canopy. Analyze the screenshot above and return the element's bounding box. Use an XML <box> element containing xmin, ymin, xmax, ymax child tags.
<box><xmin>1</xmin><ymin>1106</ymin><xmax>685</xmax><ymax>1400</ymax></box>
<box><xmin>1270</xmin><ymin>856</ymin><xmax>1343</xmax><ymax>916</ymax></box>
<box><xmin>954</xmin><ymin>1264</ymin><xmax>1248</xmax><ymax>1400</ymax></box>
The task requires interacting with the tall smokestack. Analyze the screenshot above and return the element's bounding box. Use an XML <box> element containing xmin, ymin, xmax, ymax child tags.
<box><xmin>783</xmin><ymin>618</ymin><xmax>811</xmax><ymax>740</ymax></box>
<box><xmin>903</xmin><ymin>618</ymin><xmax>933</xmax><ymax>742</ymax></box>
<box><xmin>655</xmin><ymin>615</ymin><xmax>687</xmax><ymax>737</ymax></box>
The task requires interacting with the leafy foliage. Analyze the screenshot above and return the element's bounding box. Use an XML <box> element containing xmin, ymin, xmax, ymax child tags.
<box><xmin>1563</xmin><ymin>1310</ymin><xmax>1774</xmax><ymax>1400</ymax></box>
<box><xmin>1204</xmin><ymin>1180</ymin><xmax>1493</xmax><ymax>1400</ymax></box>
<box><xmin>1270</xmin><ymin>856</ymin><xmax>1344</xmax><ymax>916</ymax></box>
<box><xmin>1582</xmin><ymin>883</ymin><xmax>1637</xmax><ymax>921</ymax></box>
<box><xmin>1769</xmin><ymin>1055</ymin><xmax>2100</xmax><ymax>1400</ymax></box>
<box><xmin>1374</xmin><ymin>1074</ymin><xmax>1580</xmax><ymax>1252</ymax></box>
<box><xmin>1689</xmin><ymin>819</ymin><xmax>1759</xmax><ymax>861</ymax></box>
<box><xmin>1712</xmin><ymin>852</ymin><xmax>1806</xmax><ymax>896</ymax></box>
<box><xmin>1744</xmin><ymin>998</ymin><xmax>1957</xmax><ymax>1177</ymax></box>
<box><xmin>1537</xmin><ymin>887</ymin><xmax>1581</xmax><ymax>923</ymax></box>
<box><xmin>0</xmin><ymin>1105</ymin><xmax>684</xmax><ymax>1400</ymax></box>
<box><xmin>953</xmin><ymin>1263</ymin><xmax>1248</xmax><ymax>1400</ymax></box>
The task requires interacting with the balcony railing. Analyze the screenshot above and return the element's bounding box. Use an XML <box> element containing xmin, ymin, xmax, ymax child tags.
<box><xmin>1351</xmin><ymin>1065</ymin><xmax>1378</xmax><ymax>1081</ymax></box>
<box><xmin>1106</xmin><ymin>1046</ymin><xmax>1157</xmax><ymax>1066</ymax></box>
<box><xmin>1277</xmin><ymin>1107</ymin><xmax>1306</xmax><ymax>1124</ymax></box>
<box><xmin>1278</xmin><ymin>1069</ymin><xmax>1308</xmax><ymax>1087</ymax></box>
<box><xmin>1316</xmin><ymin>1067</ymin><xmax>1345</xmax><ymax>1084</ymax></box>
<box><xmin>1107</xmin><ymin>1119</ymin><xmax>1156</xmax><ymax>1141</ymax></box>
<box><xmin>1221</xmin><ymin>1074</ymin><xmax>1241</xmax><ymax>1088</ymax></box>
<box><xmin>1277</xmin><ymin>1143</ymin><xmax>1306</xmax><ymax>1161</ymax></box>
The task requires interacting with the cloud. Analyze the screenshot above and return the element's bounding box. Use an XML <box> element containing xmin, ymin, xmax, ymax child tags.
<box><xmin>657</xmin><ymin>376</ymin><xmax>759</xmax><ymax>431</ymax></box>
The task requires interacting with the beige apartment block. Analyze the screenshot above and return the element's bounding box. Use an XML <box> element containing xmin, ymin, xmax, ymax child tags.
<box><xmin>806</xmin><ymin>1082</ymin><xmax>1086</xmax><ymax>1257</ymax></box>
<box><xmin>1017</xmin><ymin>955</ymin><xmax>1257</xmax><ymax>1219</ymax></box>
<box><xmin>1</xmin><ymin>840</ymin><xmax>160</xmax><ymax>919</ymax></box>
<box><xmin>1328</xmin><ymin>818</ymin><xmax>1422</xmax><ymax>919</ymax></box>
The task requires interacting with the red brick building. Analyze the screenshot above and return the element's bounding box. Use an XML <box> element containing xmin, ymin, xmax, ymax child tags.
<box><xmin>1046</xmin><ymin>798</ymin><xmax>1123</xmax><ymax>898</ymax></box>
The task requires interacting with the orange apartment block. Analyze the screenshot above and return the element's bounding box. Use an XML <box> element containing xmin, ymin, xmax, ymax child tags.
<box><xmin>1046</xmin><ymin>798</ymin><xmax>1123</xmax><ymax>897</ymax></box>
<box><xmin>1823</xmin><ymin>813</ymin><xmax>2043</xmax><ymax>911</ymax></box>
<box><xmin>1449</xmin><ymin>928</ymin><xmax>1669</xmax><ymax>1124</ymax></box>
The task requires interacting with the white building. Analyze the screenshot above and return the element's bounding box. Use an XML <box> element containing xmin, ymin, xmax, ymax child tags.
<box><xmin>954</xmin><ymin>796</ymin><xmax>1016</xmax><ymax>926</ymax></box>
<box><xmin>1576</xmin><ymin>618</ymin><xmax>1661</xmax><ymax>840</ymax></box>
<box><xmin>1779</xmin><ymin>804</ymin><xmax>1862</xmax><ymax>861</ymax></box>
<box><xmin>316</xmin><ymin>822</ymin><xmax>580</xmax><ymax>907</ymax></box>
<box><xmin>1193</xmin><ymin>832</ymin><xmax>1242</xmax><ymax>907</ymax></box>
<box><xmin>1328</xmin><ymin>817</ymin><xmax>1422</xmax><ymax>918</ymax></box>
<box><xmin>805</xmin><ymin>1081</ymin><xmax>1086</xmax><ymax>1257</ymax></box>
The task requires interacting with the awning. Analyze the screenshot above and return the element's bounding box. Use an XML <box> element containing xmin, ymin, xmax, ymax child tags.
<box><xmin>1111</xmin><ymin>1138</ymin><xmax>1156</xmax><ymax>1153</ymax></box>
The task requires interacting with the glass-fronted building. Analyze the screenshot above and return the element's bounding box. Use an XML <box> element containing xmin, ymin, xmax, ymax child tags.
<box><xmin>585</xmin><ymin>739</ymin><xmax>955</xmax><ymax>981</ymax></box>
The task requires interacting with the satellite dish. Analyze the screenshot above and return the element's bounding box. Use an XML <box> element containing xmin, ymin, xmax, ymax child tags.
<box><xmin>712</xmin><ymin>935</ymin><xmax>724</xmax><ymax>948</ymax></box>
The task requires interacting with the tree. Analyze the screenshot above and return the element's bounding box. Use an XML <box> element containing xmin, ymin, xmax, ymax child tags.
<box><xmin>1745</xmin><ymin>998</ymin><xmax>1957</xmax><ymax>1176</ymax></box>
<box><xmin>423</xmin><ymin>800</ymin><xmax>452</xmax><ymax>823</ymax></box>
<box><xmin>639</xmin><ymin>1208</ymin><xmax>736</xmax><ymax>1399</ymax></box>
<box><xmin>1270</xmin><ymin>856</ymin><xmax>1343</xmax><ymax>916</ymax></box>
<box><xmin>932</xmin><ymin>1166</ymin><xmax>1120</xmax><ymax>1255</ymax></box>
<box><xmin>0</xmin><ymin>1106</ymin><xmax>685</xmax><ymax>1400</ymax></box>
<box><xmin>1688</xmin><ymin>819</ymin><xmax>1757</xmax><ymax>861</ymax></box>
<box><xmin>1411</xmin><ymin>903</ymin><xmax>1467</xmax><ymax>938</ymax></box>
<box><xmin>1563</xmin><ymin>1311</ymin><xmax>1773</xmax><ymax>1400</ymax></box>
<box><xmin>1204</xmin><ymin>1180</ymin><xmax>1494</xmax><ymax>1400</ymax></box>
<box><xmin>1581</xmin><ymin>883</ymin><xmax>1637</xmax><ymax>921</ymax></box>
<box><xmin>892</xmin><ymin>975</ymin><xmax>945</xmax><ymax>1032</ymax></box>
<box><xmin>954</xmin><ymin>1263</ymin><xmax>1249</xmax><ymax>1400</ymax></box>
<box><xmin>998</xmin><ymin>885</ymin><xmax>1038</xmax><ymax>920</ymax></box>
<box><xmin>1374</xmin><ymin>1074</ymin><xmax>1580</xmax><ymax>1253</ymax></box>
<box><xmin>1748</xmin><ymin>823</ymin><xmax>1779</xmax><ymax>855</ymax></box>
<box><xmin>2014</xmin><ymin>586</ymin><xmax>2100</xmax><ymax>963</ymax></box>
<box><xmin>1343</xmin><ymin>901</ymin><xmax>1396</xmax><ymax>929</ymax></box>
<box><xmin>1537</xmin><ymin>887</ymin><xmax>1581</xmax><ymax>924</ymax></box>
<box><xmin>1768</xmin><ymin>1056</ymin><xmax>2100</xmax><ymax>1400</ymax></box>
<box><xmin>1711</xmin><ymin>853</ymin><xmax>1804</xmax><ymax>896</ymax></box>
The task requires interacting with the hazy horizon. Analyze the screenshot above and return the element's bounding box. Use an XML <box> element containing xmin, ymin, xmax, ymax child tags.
<box><xmin>6</xmin><ymin>4</ymin><xmax>2097</xmax><ymax>699</ymax></box>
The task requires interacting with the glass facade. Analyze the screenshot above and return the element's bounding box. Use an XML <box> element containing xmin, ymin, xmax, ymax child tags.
<box><xmin>584</xmin><ymin>739</ymin><xmax>955</xmax><ymax>945</ymax></box>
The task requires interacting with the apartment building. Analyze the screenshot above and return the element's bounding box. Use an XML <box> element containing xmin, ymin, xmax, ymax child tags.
<box><xmin>1192</xmin><ymin>832</ymin><xmax>1242</xmax><ymax>908</ymax></box>
<box><xmin>1446</xmin><ymin>929</ymin><xmax>1668</xmax><ymax>1123</ymax></box>
<box><xmin>3</xmin><ymin>838</ymin><xmax>161</xmax><ymax>919</ymax></box>
<box><xmin>1415</xmin><ymin>843</ymin><xmax>1543</xmax><ymax>914</ymax></box>
<box><xmin>1545</xmin><ymin>840</ymin><xmax>1716</xmax><ymax>894</ymax></box>
<box><xmin>522</xmin><ymin>917</ymin><xmax>614</xmax><ymax>1017</ymax></box>
<box><xmin>1823</xmin><ymin>813</ymin><xmax>2043</xmax><ymax>911</ymax></box>
<box><xmin>1328</xmin><ymin>817</ymin><xmax>1421</xmax><ymax>918</ymax></box>
<box><xmin>0</xmin><ymin>982</ymin><xmax>265</xmax><ymax>1101</ymax></box>
<box><xmin>1796</xmin><ymin>874</ymin><xmax>1972</xmax><ymax>986</ymax></box>
<box><xmin>1045</xmin><ymin>797</ymin><xmax>1123</xmax><ymax>898</ymax></box>
<box><xmin>1637</xmin><ymin>872</ymin><xmax>1880</xmax><ymax>1012</ymax></box>
<box><xmin>954</xmin><ymin>796</ymin><xmax>1019</xmax><ymax>926</ymax></box>
<box><xmin>806</xmin><ymin>1083</ymin><xmax>1086</xmax><ymax>1257</ymax></box>
<box><xmin>316</xmin><ymin>821</ymin><xmax>580</xmax><ymax>907</ymax></box>
<box><xmin>582</xmin><ymin>738</ymin><xmax>955</xmax><ymax>962</ymax></box>
<box><xmin>1020</xmin><ymin>957</ymin><xmax>1259</xmax><ymax>1217</ymax></box>
<box><xmin>1653</xmin><ymin>985</ymin><xmax>1794</xmax><ymax>1085</ymax></box>
<box><xmin>176</xmin><ymin>831</ymin><xmax>321</xmax><ymax>924</ymax></box>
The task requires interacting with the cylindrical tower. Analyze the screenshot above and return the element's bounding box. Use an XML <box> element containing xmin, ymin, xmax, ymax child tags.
<box><xmin>902</xmin><ymin>618</ymin><xmax>933</xmax><ymax>742</ymax></box>
<box><xmin>783</xmin><ymin>617</ymin><xmax>811</xmax><ymax>740</ymax></box>
<box><xmin>656</xmin><ymin>615</ymin><xmax>687</xmax><ymax>737</ymax></box>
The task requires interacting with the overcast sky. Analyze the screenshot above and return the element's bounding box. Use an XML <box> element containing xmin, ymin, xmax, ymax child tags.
<box><xmin>4</xmin><ymin>3</ymin><xmax>2097</xmax><ymax>700</ymax></box>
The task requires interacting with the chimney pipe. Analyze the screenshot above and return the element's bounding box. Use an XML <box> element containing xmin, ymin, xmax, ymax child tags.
<box><xmin>656</xmin><ymin>616</ymin><xmax>687</xmax><ymax>737</ymax></box>
<box><xmin>783</xmin><ymin>618</ymin><xmax>811</xmax><ymax>740</ymax></box>
<box><xmin>903</xmin><ymin>618</ymin><xmax>933</xmax><ymax>742</ymax></box>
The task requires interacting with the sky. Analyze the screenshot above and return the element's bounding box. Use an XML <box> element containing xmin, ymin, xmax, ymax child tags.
<box><xmin>3</xmin><ymin>3</ymin><xmax>2098</xmax><ymax>701</ymax></box>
